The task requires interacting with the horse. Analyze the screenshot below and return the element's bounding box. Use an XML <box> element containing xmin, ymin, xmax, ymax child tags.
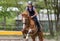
<box><xmin>21</xmin><ymin>11</ymin><xmax>43</xmax><ymax>41</ymax></box>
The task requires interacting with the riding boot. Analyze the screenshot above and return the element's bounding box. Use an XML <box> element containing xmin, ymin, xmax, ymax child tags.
<box><xmin>32</xmin><ymin>18</ymin><xmax>41</xmax><ymax>32</ymax></box>
<box><xmin>34</xmin><ymin>20</ymin><xmax>41</xmax><ymax>32</ymax></box>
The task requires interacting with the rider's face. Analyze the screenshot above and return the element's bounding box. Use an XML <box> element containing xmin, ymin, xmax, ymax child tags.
<box><xmin>28</xmin><ymin>4</ymin><xmax>32</xmax><ymax>7</ymax></box>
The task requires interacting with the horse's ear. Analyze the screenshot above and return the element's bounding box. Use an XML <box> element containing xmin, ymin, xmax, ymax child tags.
<box><xmin>22</xmin><ymin>11</ymin><xmax>26</xmax><ymax>16</ymax></box>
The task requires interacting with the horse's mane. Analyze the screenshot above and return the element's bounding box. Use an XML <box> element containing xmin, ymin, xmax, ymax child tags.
<box><xmin>22</xmin><ymin>11</ymin><xmax>29</xmax><ymax>16</ymax></box>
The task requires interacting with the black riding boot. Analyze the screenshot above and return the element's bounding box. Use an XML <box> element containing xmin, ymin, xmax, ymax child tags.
<box><xmin>35</xmin><ymin>21</ymin><xmax>41</xmax><ymax>32</ymax></box>
<box><xmin>32</xmin><ymin>18</ymin><xmax>41</xmax><ymax>32</ymax></box>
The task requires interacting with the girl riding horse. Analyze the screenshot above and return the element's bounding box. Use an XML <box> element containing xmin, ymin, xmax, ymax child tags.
<box><xmin>26</xmin><ymin>1</ymin><xmax>41</xmax><ymax>32</ymax></box>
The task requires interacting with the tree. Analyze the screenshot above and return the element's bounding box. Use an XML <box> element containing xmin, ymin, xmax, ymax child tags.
<box><xmin>44</xmin><ymin>0</ymin><xmax>54</xmax><ymax>36</ymax></box>
<box><xmin>0</xmin><ymin>7</ymin><xmax>12</xmax><ymax>30</ymax></box>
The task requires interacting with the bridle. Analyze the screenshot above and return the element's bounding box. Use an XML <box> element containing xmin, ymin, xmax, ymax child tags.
<box><xmin>22</xmin><ymin>14</ymin><xmax>30</xmax><ymax>29</ymax></box>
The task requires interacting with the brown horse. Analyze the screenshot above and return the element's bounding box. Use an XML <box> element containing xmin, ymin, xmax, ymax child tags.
<box><xmin>22</xmin><ymin>11</ymin><xmax>43</xmax><ymax>41</ymax></box>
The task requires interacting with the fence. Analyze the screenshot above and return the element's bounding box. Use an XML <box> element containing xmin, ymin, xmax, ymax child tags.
<box><xmin>0</xmin><ymin>19</ymin><xmax>56</xmax><ymax>33</ymax></box>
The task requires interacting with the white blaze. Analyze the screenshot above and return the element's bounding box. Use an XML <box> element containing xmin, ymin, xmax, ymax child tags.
<box><xmin>22</xmin><ymin>17</ymin><xmax>25</xmax><ymax>29</ymax></box>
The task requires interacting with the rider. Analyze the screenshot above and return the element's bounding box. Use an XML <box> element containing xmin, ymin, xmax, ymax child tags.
<box><xmin>26</xmin><ymin>1</ymin><xmax>41</xmax><ymax>32</ymax></box>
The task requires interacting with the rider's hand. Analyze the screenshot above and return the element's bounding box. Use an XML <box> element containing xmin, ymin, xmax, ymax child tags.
<box><xmin>31</xmin><ymin>16</ymin><xmax>34</xmax><ymax>18</ymax></box>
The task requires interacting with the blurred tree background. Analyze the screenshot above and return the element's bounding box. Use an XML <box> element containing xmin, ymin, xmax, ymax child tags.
<box><xmin>0</xmin><ymin>0</ymin><xmax>60</xmax><ymax>40</ymax></box>
<box><xmin>0</xmin><ymin>0</ymin><xmax>46</xmax><ymax>30</ymax></box>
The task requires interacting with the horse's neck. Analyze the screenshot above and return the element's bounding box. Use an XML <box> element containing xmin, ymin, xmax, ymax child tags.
<box><xmin>25</xmin><ymin>18</ymin><xmax>30</xmax><ymax>26</ymax></box>
<box><xmin>29</xmin><ymin>18</ymin><xmax>35</xmax><ymax>26</ymax></box>
<box><xmin>25</xmin><ymin>17</ymin><xmax>34</xmax><ymax>27</ymax></box>
<box><xmin>23</xmin><ymin>17</ymin><xmax>35</xmax><ymax>27</ymax></box>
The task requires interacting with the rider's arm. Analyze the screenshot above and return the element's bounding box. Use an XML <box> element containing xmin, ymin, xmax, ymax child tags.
<box><xmin>31</xmin><ymin>7</ymin><xmax>38</xmax><ymax>18</ymax></box>
<box><xmin>25</xmin><ymin>7</ymin><xmax>38</xmax><ymax>18</ymax></box>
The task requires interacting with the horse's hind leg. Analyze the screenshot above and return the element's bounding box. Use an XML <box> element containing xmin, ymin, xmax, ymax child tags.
<box><xmin>38</xmin><ymin>31</ymin><xmax>43</xmax><ymax>41</ymax></box>
<box><xmin>31</xmin><ymin>36</ymin><xmax>35</xmax><ymax>41</ymax></box>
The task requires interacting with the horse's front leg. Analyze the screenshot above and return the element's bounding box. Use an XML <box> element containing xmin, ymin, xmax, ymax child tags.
<box><xmin>21</xmin><ymin>29</ymin><xmax>26</xmax><ymax>38</ymax></box>
<box><xmin>31</xmin><ymin>36</ymin><xmax>35</xmax><ymax>41</ymax></box>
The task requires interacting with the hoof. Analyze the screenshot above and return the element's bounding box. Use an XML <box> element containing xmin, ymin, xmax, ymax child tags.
<box><xmin>23</xmin><ymin>35</ymin><xmax>26</xmax><ymax>38</ymax></box>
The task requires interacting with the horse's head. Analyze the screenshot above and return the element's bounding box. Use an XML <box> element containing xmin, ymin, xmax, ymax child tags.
<box><xmin>22</xmin><ymin>11</ymin><xmax>29</xmax><ymax>18</ymax></box>
<box><xmin>22</xmin><ymin>11</ymin><xmax>30</xmax><ymax>26</ymax></box>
